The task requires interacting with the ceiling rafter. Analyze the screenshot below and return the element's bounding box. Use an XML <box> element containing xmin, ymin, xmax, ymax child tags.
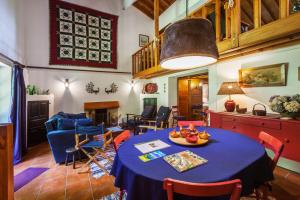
<box><xmin>133</xmin><ymin>0</ymin><xmax>176</xmax><ymax>19</ymax></box>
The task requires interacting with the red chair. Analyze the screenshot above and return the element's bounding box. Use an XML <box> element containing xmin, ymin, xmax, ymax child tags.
<box><xmin>113</xmin><ymin>130</ymin><xmax>131</xmax><ymax>151</ymax></box>
<box><xmin>163</xmin><ymin>178</ymin><xmax>242</xmax><ymax>200</ymax></box>
<box><xmin>259</xmin><ymin>131</ymin><xmax>284</xmax><ymax>171</ymax></box>
<box><xmin>254</xmin><ymin>131</ymin><xmax>284</xmax><ymax>199</ymax></box>
<box><xmin>178</xmin><ymin>121</ymin><xmax>204</xmax><ymax>127</ymax></box>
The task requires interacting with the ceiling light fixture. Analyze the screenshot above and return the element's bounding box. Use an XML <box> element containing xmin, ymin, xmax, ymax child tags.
<box><xmin>160</xmin><ymin>0</ymin><xmax>219</xmax><ymax>70</ymax></box>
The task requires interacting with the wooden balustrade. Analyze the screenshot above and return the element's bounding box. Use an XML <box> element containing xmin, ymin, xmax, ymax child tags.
<box><xmin>0</xmin><ymin>123</ymin><xmax>13</xmax><ymax>200</ymax></box>
<box><xmin>132</xmin><ymin>0</ymin><xmax>300</xmax><ymax>79</ymax></box>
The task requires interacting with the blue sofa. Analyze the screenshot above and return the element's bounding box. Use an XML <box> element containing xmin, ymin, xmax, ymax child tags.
<box><xmin>45</xmin><ymin>112</ymin><xmax>103</xmax><ymax>164</ymax></box>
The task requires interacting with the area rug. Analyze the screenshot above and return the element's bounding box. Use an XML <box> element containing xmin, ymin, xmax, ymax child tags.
<box><xmin>14</xmin><ymin>167</ymin><xmax>49</xmax><ymax>192</ymax></box>
<box><xmin>90</xmin><ymin>145</ymin><xmax>116</xmax><ymax>179</ymax></box>
<box><xmin>99</xmin><ymin>191</ymin><xmax>127</xmax><ymax>200</ymax></box>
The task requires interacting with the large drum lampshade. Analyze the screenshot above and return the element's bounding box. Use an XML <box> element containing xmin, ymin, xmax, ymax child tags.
<box><xmin>160</xmin><ymin>18</ymin><xmax>219</xmax><ymax>70</ymax></box>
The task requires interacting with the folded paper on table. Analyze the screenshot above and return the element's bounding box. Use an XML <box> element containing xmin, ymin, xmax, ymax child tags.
<box><xmin>164</xmin><ymin>150</ymin><xmax>208</xmax><ymax>172</ymax></box>
<box><xmin>134</xmin><ymin>139</ymin><xmax>170</xmax><ymax>154</ymax></box>
<box><xmin>139</xmin><ymin>150</ymin><xmax>166</xmax><ymax>162</ymax></box>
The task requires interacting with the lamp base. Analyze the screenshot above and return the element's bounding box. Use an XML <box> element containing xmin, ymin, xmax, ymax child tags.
<box><xmin>225</xmin><ymin>100</ymin><xmax>236</xmax><ymax>112</ymax></box>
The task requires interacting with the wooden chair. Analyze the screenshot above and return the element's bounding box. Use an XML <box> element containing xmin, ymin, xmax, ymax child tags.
<box><xmin>113</xmin><ymin>130</ymin><xmax>131</xmax><ymax>151</ymax></box>
<box><xmin>178</xmin><ymin>120</ymin><xmax>205</xmax><ymax>127</ymax></box>
<box><xmin>254</xmin><ymin>131</ymin><xmax>284</xmax><ymax>199</ymax></box>
<box><xmin>75</xmin><ymin>125</ymin><xmax>113</xmax><ymax>174</ymax></box>
<box><xmin>171</xmin><ymin>106</ymin><xmax>186</xmax><ymax>127</ymax></box>
<box><xmin>138</xmin><ymin>106</ymin><xmax>171</xmax><ymax>134</ymax></box>
<box><xmin>163</xmin><ymin>178</ymin><xmax>242</xmax><ymax>200</ymax></box>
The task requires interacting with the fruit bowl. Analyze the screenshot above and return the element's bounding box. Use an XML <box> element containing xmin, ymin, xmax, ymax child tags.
<box><xmin>169</xmin><ymin>128</ymin><xmax>210</xmax><ymax>146</ymax></box>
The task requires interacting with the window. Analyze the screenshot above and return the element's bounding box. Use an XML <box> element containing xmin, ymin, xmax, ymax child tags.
<box><xmin>0</xmin><ymin>61</ymin><xmax>12</xmax><ymax>123</ymax></box>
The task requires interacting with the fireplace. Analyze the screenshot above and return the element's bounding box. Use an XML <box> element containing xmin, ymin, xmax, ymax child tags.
<box><xmin>84</xmin><ymin>101</ymin><xmax>119</xmax><ymax>126</ymax></box>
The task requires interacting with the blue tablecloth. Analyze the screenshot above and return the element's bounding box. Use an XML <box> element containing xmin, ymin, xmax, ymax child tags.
<box><xmin>111</xmin><ymin>127</ymin><xmax>273</xmax><ymax>200</ymax></box>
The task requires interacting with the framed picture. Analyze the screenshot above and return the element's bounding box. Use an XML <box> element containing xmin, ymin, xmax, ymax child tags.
<box><xmin>239</xmin><ymin>63</ymin><xmax>288</xmax><ymax>87</ymax></box>
<box><xmin>139</xmin><ymin>34</ymin><xmax>149</xmax><ymax>47</ymax></box>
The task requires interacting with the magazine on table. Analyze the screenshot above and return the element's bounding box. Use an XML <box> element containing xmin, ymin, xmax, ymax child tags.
<box><xmin>164</xmin><ymin>150</ymin><xmax>208</xmax><ymax>172</ymax></box>
<box><xmin>139</xmin><ymin>150</ymin><xmax>166</xmax><ymax>162</ymax></box>
<box><xmin>134</xmin><ymin>139</ymin><xmax>170</xmax><ymax>154</ymax></box>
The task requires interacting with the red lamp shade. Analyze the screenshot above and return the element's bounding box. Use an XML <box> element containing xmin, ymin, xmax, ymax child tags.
<box><xmin>217</xmin><ymin>82</ymin><xmax>245</xmax><ymax>112</ymax></box>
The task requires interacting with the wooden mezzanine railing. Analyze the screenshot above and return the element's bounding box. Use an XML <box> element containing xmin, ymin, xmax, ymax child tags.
<box><xmin>132</xmin><ymin>0</ymin><xmax>300</xmax><ymax>79</ymax></box>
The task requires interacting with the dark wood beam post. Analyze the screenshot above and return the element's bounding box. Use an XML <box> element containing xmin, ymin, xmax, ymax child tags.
<box><xmin>154</xmin><ymin>0</ymin><xmax>159</xmax><ymax>37</ymax></box>
<box><xmin>215</xmin><ymin>0</ymin><xmax>221</xmax><ymax>41</ymax></box>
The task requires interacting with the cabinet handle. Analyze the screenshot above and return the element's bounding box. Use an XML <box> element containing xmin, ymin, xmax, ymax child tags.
<box><xmin>284</xmin><ymin>138</ymin><xmax>290</xmax><ymax>143</ymax></box>
<box><xmin>261</xmin><ymin>122</ymin><xmax>265</xmax><ymax>126</ymax></box>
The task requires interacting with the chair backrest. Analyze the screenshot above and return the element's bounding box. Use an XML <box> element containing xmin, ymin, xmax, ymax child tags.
<box><xmin>178</xmin><ymin>121</ymin><xmax>204</xmax><ymax>127</ymax></box>
<box><xmin>113</xmin><ymin>130</ymin><xmax>131</xmax><ymax>151</ymax></box>
<box><xmin>171</xmin><ymin>106</ymin><xmax>179</xmax><ymax>117</ymax></box>
<box><xmin>163</xmin><ymin>178</ymin><xmax>242</xmax><ymax>200</ymax></box>
<box><xmin>156</xmin><ymin>106</ymin><xmax>171</xmax><ymax>127</ymax></box>
<box><xmin>141</xmin><ymin>105</ymin><xmax>156</xmax><ymax>119</ymax></box>
<box><xmin>258</xmin><ymin>131</ymin><xmax>284</xmax><ymax>171</ymax></box>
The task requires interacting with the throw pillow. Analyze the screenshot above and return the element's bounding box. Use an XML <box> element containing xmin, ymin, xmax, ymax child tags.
<box><xmin>57</xmin><ymin>118</ymin><xmax>75</xmax><ymax>130</ymax></box>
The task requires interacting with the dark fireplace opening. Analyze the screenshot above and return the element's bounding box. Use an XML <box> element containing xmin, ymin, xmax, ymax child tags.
<box><xmin>95</xmin><ymin>109</ymin><xmax>107</xmax><ymax>125</ymax></box>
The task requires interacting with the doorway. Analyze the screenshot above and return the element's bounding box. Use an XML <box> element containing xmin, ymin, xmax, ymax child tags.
<box><xmin>177</xmin><ymin>73</ymin><xmax>208</xmax><ymax>120</ymax></box>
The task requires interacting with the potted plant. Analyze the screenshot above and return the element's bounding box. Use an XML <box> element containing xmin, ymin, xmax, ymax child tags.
<box><xmin>269</xmin><ymin>94</ymin><xmax>300</xmax><ymax>120</ymax></box>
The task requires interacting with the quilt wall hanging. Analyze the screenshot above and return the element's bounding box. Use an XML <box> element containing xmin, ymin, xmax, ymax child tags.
<box><xmin>50</xmin><ymin>0</ymin><xmax>118</xmax><ymax>69</ymax></box>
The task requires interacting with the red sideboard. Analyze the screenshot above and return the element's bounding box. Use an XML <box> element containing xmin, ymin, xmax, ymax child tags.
<box><xmin>210</xmin><ymin>112</ymin><xmax>300</xmax><ymax>162</ymax></box>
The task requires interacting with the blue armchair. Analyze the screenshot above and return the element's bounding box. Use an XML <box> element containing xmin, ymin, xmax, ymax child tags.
<box><xmin>45</xmin><ymin>112</ymin><xmax>104</xmax><ymax>164</ymax></box>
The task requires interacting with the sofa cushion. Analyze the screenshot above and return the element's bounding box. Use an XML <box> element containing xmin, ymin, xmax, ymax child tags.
<box><xmin>75</xmin><ymin>118</ymin><xmax>93</xmax><ymax>127</ymax></box>
<box><xmin>57</xmin><ymin>118</ymin><xmax>75</xmax><ymax>130</ymax></box>
<box><xmin>47</xmin><ymin>129</ymin><xmax>74</xmax><ymax>136</ymax></box>
<box><xmin>67</xmin><ymin>113</ymin><xmax>86</xmax><ymax>119</ymax></box>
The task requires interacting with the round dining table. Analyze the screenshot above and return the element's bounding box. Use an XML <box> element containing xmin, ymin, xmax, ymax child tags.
<box><xmin>111</xmin><ymin>127</ymin><xmax>273</xmax><ymax>200</ymax></box>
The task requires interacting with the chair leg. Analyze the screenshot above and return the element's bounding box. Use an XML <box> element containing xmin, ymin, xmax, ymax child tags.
<box><xmin>77</xmin><ymin>150</ymin><xmax>81</xmax><ymax>162</ymax></box>
<box><xmin>65</xmin><ymin>153</ymin><xmax>69</xmax><ymax>166</ymax></box>
<box><xmin>72</xmin><ymin>153</ymin><xmax>75</xmax><ymax>169</ymax></box>
<box><xmin>119</xmin><ymin>189</ymin><xmax>124</xmax><ymax>200</ymax></box>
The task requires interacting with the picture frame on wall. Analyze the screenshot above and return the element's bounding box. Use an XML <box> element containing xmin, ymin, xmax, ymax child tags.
<box><xmin>139</xmin><ymin>34</ymin><xmax>149</xmax><ymax>47</ymax></box>
<box><xmin>239</xmin><ymin>63</ymin><xmax>288</xmax><ymax>87</ymax></box>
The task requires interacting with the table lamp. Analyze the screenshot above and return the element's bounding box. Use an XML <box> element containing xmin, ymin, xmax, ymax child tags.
<box><xmin>217</xmin><ymin>82</ymin><xmax>245</xmax><ymax>112</ymax></box>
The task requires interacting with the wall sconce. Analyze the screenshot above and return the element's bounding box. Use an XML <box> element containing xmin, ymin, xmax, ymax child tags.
<box><xmin>64</xmin><ymin>79</ymin><xmax>69</xmax><ymax>88</ymax></box>
<box><xmin>130</xmin><ymin>80</ymin><xmax>135</xmax><ymax>88</ymax></box>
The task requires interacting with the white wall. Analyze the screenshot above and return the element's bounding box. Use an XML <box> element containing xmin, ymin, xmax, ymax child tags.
<box><xmin>24</xmin><ymin>0</ymin><xmax>154</xmax><ymax>117</ymax></box>
<box><xmin>24</xmin><ymin>0</ymin><xmax>154</xmax><ymax>72</ymax></box>
<box><xmin>0</xmin><ymin>0</ymin><xmax>25</xmax><ymax>63</ymax></box>
<box><xmin>144</xmin><ymin>44</ymin><xmax>300</xmax><ymax>114</ymax></box>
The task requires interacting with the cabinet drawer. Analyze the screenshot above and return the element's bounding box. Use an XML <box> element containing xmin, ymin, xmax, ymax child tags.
<box><xmin>221</xmin><ymin>116</ymin><xmax>237</xmax><ymax>122</ymax></box>
<box><xmin>260</xmin><ymin>121</ymin><xmax>281</xmax><ymax>130</ymax></box>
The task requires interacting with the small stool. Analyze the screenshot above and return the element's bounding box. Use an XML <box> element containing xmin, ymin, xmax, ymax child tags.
<box><xmin>65</xmin><ymin>147</ymin><xmax>81</xmax><ymax>169</ymax></box>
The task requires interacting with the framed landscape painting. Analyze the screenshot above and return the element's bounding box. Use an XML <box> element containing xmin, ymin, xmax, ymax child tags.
<box><xmin>239</xmin><ymin>63</ymin><xmax>288</xmax><ymax>87</ymax></box>
<box><xmin>139</xmin><ymin>34</ymin><xmax>149</xmax><ymax>47</ymax></box>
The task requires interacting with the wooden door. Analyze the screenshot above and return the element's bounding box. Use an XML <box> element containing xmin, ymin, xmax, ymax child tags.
<box><xmin>178</xmin><ymin>78</ymin><xmax>203</xmax><ymax>120</ymax></box>
<box><xmin>27</xmin><ymin>101</ymin><xmax>49</xmax><ymax>147</ymax></box>
<box><xmin>178</xmin><ymin>79</ymin><xmax>189</xmax><ymax>118</ymax></box>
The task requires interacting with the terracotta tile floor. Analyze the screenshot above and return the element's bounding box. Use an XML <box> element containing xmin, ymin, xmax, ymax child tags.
<box><xmin>14</xmin><ymin>143</ymin><xmax>300</xmax><ymax>200</ymax></box>
<box><xmin>14</xmin><ymin>142</ymin><xmax>117</xmax><ymax>200</ymax></box>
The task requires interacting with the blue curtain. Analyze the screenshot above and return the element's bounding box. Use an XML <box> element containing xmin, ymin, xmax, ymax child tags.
<box><xmin>10</xmin><ymin>64</ymin><xmax>27</xmax><ymax>165</ymax></box>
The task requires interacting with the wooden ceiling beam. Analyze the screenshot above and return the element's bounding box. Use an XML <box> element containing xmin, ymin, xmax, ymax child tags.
<box><xmin>133</xmin><ymin>2</ymin><xmax>153</xmax><ymax>19</ymax></box>
<box><xmin>261</xmin><ymin>0</ymin><xmax>277</xmax><ymax>20</ymax></box>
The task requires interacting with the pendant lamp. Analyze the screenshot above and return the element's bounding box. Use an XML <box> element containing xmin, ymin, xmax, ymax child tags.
<box><xmin>160</xmin><ymin>1</ymin><xmax>219</xmax><ymax>70</ymax></box>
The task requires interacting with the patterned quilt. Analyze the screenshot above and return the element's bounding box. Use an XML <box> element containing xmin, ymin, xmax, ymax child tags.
<box><xmin>50</xmin><ymin>0</ymin><xmax>118</xmax><ymax>68</ymax></box>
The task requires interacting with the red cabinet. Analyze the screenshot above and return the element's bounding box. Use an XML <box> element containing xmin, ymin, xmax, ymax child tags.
<box><xmin>210</xmin><ymin>112</ymin><xmax>300</xmax><ymax>162</ymax></box>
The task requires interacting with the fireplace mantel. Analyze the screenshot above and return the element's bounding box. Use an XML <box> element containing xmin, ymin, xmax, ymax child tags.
<box><xmin>84</xmin><ymin>101</ymin><xmax>119</xmax><ymax>110</ymax></box>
